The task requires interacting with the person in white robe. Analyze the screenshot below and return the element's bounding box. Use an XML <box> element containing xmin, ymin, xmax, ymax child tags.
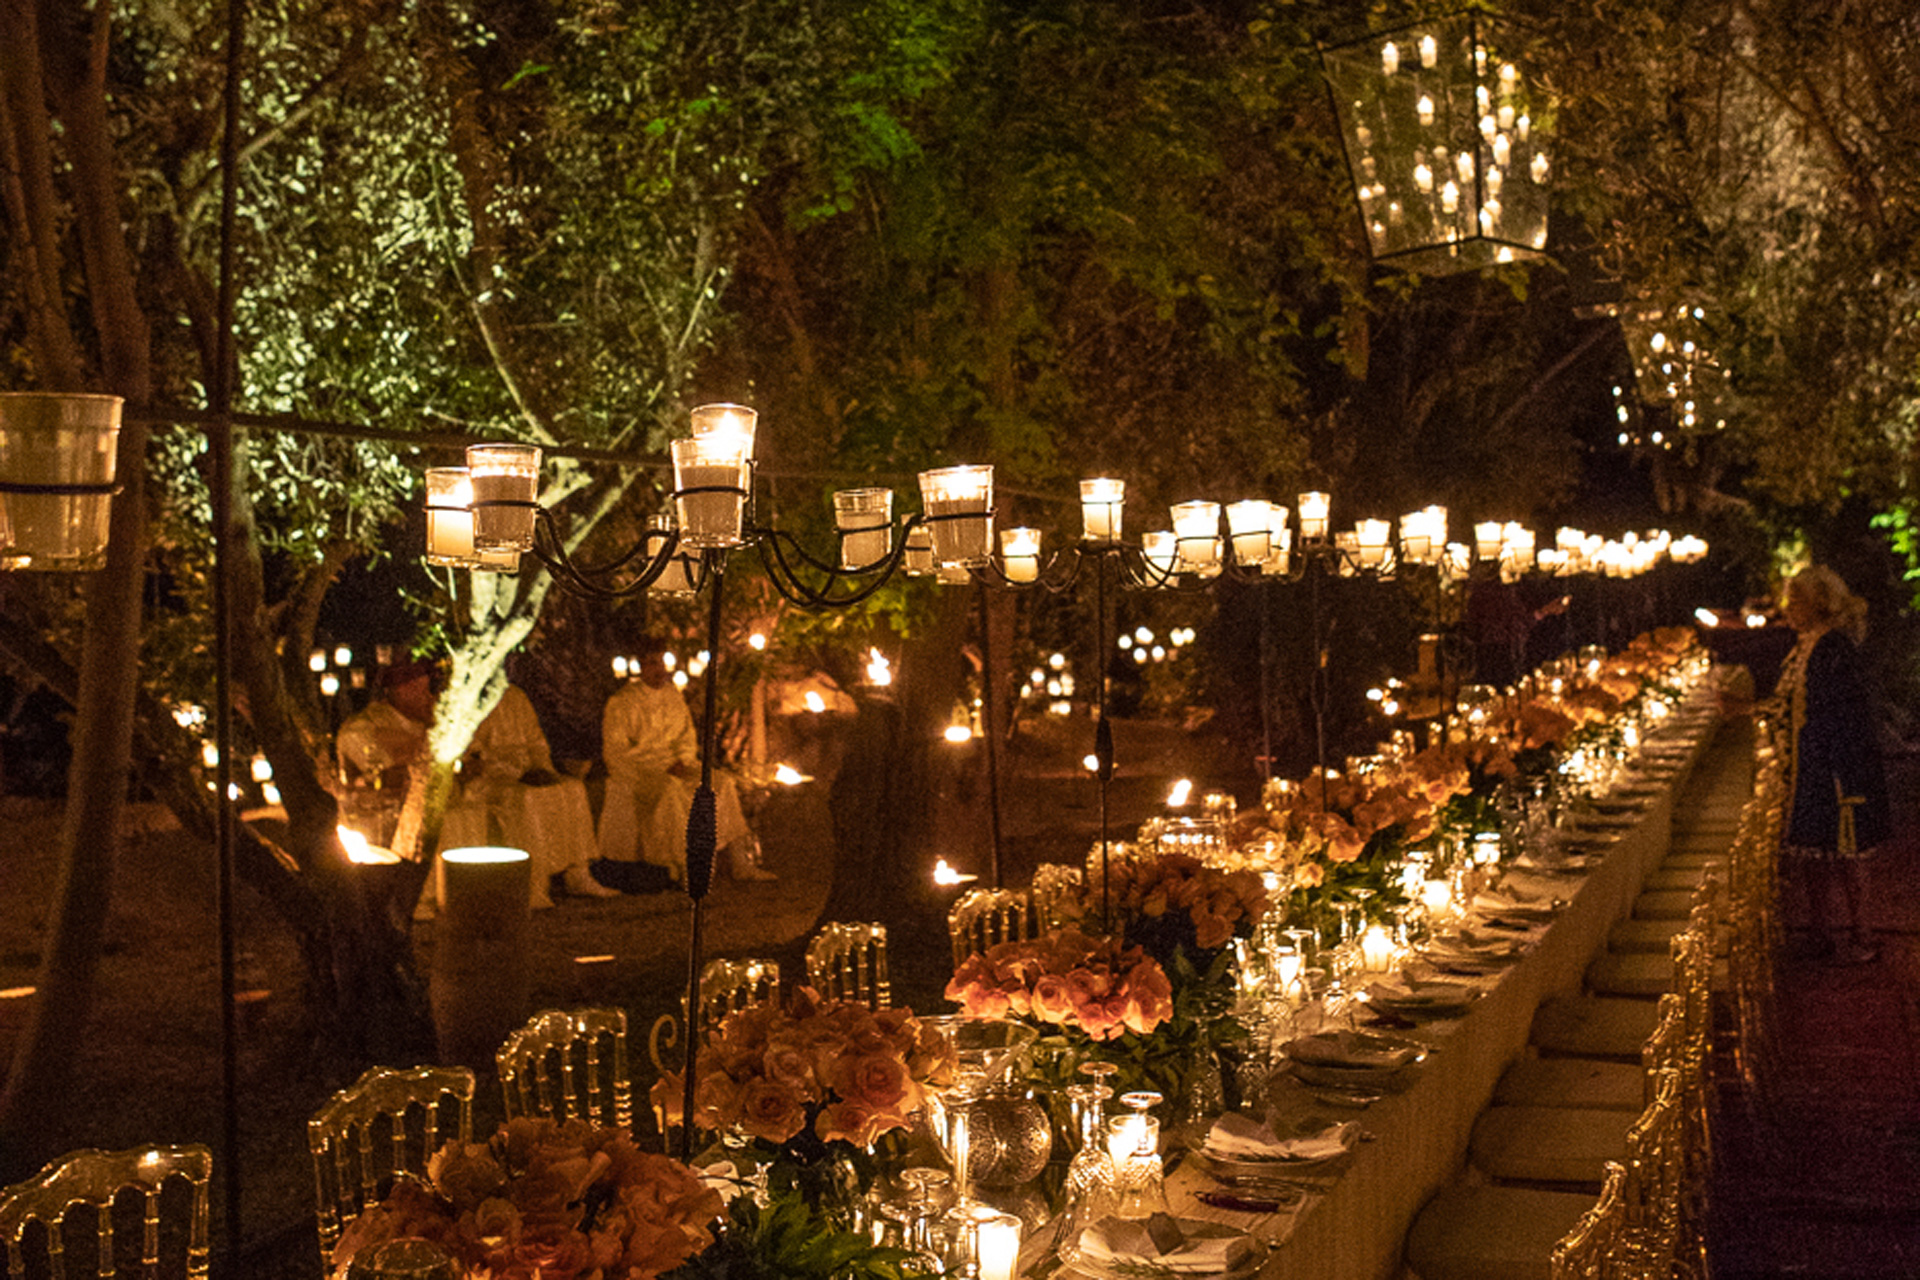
<box><xmin>440</xmin><ymin>683</ymin><xmax>619</xmax><ymax>906</ymax></box>
<box><xmin>596</xmin><ymin>642</ymin><xmax>774</xmax><ymax>882</ymax></box>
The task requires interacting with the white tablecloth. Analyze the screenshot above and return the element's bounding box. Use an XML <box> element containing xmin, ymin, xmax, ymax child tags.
<box><xmin>1157</xmin><ymin>703</ymin><xmax>1719</xmax><ymax>1280</ymax></box>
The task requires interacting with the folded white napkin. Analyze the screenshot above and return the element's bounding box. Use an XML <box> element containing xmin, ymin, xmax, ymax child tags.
<box><xmin>1472</xmin><ymin>888</ymin><xmax>1554</xmax><ymax>918</ymax></box>
<box><xmin>1366</xmin><ymin>979</ymin><xmax>1474</xmax><ymax>1009</ymax></box>
<box><xmin>1205</xmin><ymin>1111</ymin><xmax>1356</xmax><ymax>1161</ymax></box>
<box><xmin>1286</xmin><ymin>1030</ymin><xmax>1420</xmax><ymax>1070</ymax></box>
<box><xmin>1079</xmin><ymin>1215</ymin><xmax>1259</xmax><ymax>1273</ymax></box>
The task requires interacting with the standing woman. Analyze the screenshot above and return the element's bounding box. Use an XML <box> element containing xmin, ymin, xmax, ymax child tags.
<box><xmin>1775</xmin><ymin>565</ymin><xmax>1889</xmax><ymax>965</ymax></box>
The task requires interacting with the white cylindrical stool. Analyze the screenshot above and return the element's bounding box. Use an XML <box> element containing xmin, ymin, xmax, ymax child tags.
<box><xmin>430</xmin><ymin>846</ymin><xmax>530</xmax><ymax>1069</ymax></box>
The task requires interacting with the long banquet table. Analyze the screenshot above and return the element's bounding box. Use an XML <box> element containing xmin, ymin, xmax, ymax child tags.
<box><xmin>1152</xmin><ymin>699</ymin><xmax>1721</xmax><ymax>1280</ymax></box>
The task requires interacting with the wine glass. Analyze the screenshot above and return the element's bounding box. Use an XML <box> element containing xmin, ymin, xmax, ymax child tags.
<box><xmin>1057</xmin><ymin>1083</ymin><xmax>1120</xmax><ymax>1248</ymax></box>
<box><xmin>1107</xmin><ymin>1092</ymin><xmax>1168</xmax><ymax>1220</ymax></box>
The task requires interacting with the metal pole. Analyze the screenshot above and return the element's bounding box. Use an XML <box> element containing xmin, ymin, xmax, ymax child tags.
<box><xmin>678</xmin><ymin>553</ymin><xmax>727</xmax><ymax>1161</ymax></box>
<box><xmin>1094</xmin><ymin>554</ymin><xmax>1114</xmax><ymax>930</ymax></box>
<box><xmin>212</xmin><ymin>0</ymin><xmax>247</xmax><ymax>1253</ymax></box>
<box><xmin>976</xmin><ymin>579</ymin><xmax>1004</xmax><ymax>887</ymax></box>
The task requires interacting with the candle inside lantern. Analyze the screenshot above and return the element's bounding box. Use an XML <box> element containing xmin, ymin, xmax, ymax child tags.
<box><xmin>1419</xmin><ymin>33</ymin><xmax>1437</xmax><ymax>66</ymax></box>
<box><xmin>1474</xmin><ymin>521</ymin><xmax>1504</xmax><ymax>561</ymax></box>
<box><xmin>466</xmin><ymin>444</ymin><xmax>541</xmax><ymax>553</ymax></box>
<box><xmin>833</xmin><ymin>487</ymin><xmax>893</xmax><ymax>569</ymax></box>
<box><xmin>918</xmin><ymin>465</ymin><xmax>995</xmax><ymax>567</ymax></box>
<box><xmin>1297</xmin><ymin>491</ymin><xmax>1330</xmax><ymax>539</ymax></box>
<box><xmin>1170</xmin><ymin>501</ymin><xmax>1222</xmax><ymax>571</ymax></box>
<box><xmin>1081</xmin><ymin>477</ymin><xmax>1125</xmax><ymax>542</ymax></box>
<box><xmin>1400</xmin><ymin>511</ymin><xmax>1431</xmax><ymax>564</ymax></box>
<box><xmin>1380</xmin><ymin>40</ymin><xmax>1399</xmax><ymax>75</ymax></box>
<box><xmin>1000</xmin><ymin>527</ymin><xmax>1041</xmax><ymax>583</ymax></box>
<box><xmin>1417</xmin><ymin>94</ymin><xmax>1435</xmax><ymax>126</ymax></box>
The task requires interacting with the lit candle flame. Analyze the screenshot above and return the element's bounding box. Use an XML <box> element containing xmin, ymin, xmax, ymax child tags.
<box><xmin>933</xmin><ymin>858</ymin><xmax>976</xmax><ymax>886</ymax></box>
<box><xmin>866</xmin><ymin>647</ymin><xmax>893</xmax><ymax>686</ymax></box>
<box><xmin>944</xmin><ymin>724</ymin><xmax>974</xmax><ymax>743</ymax></box>
<box><xmin>1167</xmin><ymin>778</ymin><xmax>1193</xmax><ymax>807</ymax></box>
<box><xmin>337</xmin><ymin>826</ymin><xmax>401</xmax><ymax>865</ymax></box>
<box><xmin>804</xmin><ymin>690</ymin><xmax>827</xmax><ymax>713</ymax></box>
<box><xmin>774</xmin><ymin>764</ymin><xmax>806</xmax><ymax>785</ymax></box>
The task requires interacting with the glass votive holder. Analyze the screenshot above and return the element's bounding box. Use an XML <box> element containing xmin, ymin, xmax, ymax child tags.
<box><xmin>1080</xmin><ymin>477</ymin><xmax>1124</xmax><ymax>542</ymax></box>
<box><xmin>1297</xmin><ymin>491</ymin><xmax>1330</xmax><ymax>539</ymax></box>
<box><xmin>1000</xmin><ymin>527</ymin><xmax>1041</xmax><ymax>583</ymax></box>
<box><xmin>834</xmin><ymin>487</ymin><xmax>894</xmax><ymax>569</ymax></box>
<box><xmin>688</xmin><ymin>402</ymin><xmax>758</xmax><ymax>456</ymax></box>
<box><xmin>1226</xmin><ymin>499</ymin><xmax>1272</xmax><ymax>566</ymax></box>
<box><xmin>672</xmin><ymin>436</ymin><xmax>751</xmax><ymax>548</ymax></box>
<box><xmin>1142</xmin><ymin>530</ymin><xmax>1177</xmax><ymax>578</ymax></box>
<box><xmin>466</xmin><ymin>443</ymin><xmax>541</xmax><ymax>553</ymax></box>
<box><xmin>903</xmin><ymin>524</ymin><xmax>935</xmax><ymax>575</ymax></box>
<box><xmin>0</xmin><ymin>391</ymin><xmax>123</xmax><ymax>570</ymax></box>
<box><xmin>918</xmin><ymin>465</ymin><xmax>995</xmax><ymax>567</ymax></box>
<box><xmin>1170</xmin><ymin>500</ymin><xmax>1222</xmax><ymax>571</ymax></box>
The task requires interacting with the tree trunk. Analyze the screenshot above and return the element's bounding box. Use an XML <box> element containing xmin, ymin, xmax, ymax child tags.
<box><xmin>0</xmin><ymin>0</ymin><xmax>155</xmax><ymax>1167</ymax></box>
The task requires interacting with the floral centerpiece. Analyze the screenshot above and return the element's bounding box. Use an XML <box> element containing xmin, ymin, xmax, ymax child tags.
<box><xmin>951</xmin><ymin>854</ymin><xmax>1268</xmax><ymax>1105</ymax></box>
<box><xmin>650</xmin><ymin>988</ymin><xmax>955</xmax><ymax>1207</ymax></box>
<box><xmin>331</xmin><ymin>1115</ymin><xmax>723</xmax><ymax>1280</ymax></box>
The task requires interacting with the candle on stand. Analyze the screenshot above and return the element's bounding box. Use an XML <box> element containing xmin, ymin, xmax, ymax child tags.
<box><xmin>918</xmin><ymin>465</ymin><xmax>994</xmax><ymax>567</ymax></box>
<box><xmin>1226</xmin><ymin>499</ymin><xmax>1272</xmax><ymax>567</ymax></box>
<box><xmin>1000</xmin><ymin>527</ymin><xmax>1041</xmax><ymax>583</ymax></box>
<box><xmin>689</xmin><ymin>402</ymin><xmax>757</xmax><ymax>455</ymax></box>
<box><xmin>1170</xmin><ymin>501</ymin><xmax>1221</xmax><ymax>571</ymax></box>
<box><xmin>466</xmin><ymin>444</ymin><xmax>541</xmax><ymax>553</ymax></box>
<box><xmin>1297</xmin><ymin>491</ymin><xmax>1330</xmax><ymax>539</ymax></box>
<box><xmin>673</xmin><ymin>437</ymin><xmax>751</xmax><ymax>548</ymax></box>
<box><xmin>1080</xmin><ymin>477</ymin><xmax>1125</xmax><ymax>542</ymax></box>
<box><xmin>1142</xmin><ymin>531</ymin><xmax>1177</xmax><ymax>579</ymax></box>
<box><xmin>833</xmin><ymin>487</ymin><xmax>893</xmax><ymax>569</ymax></box>
<box><xmin>1474</xmin><ymin>521</ymin><xmax>1504</xmax><ymax>561</ymax></box>
<box><xmin>1355</xmin><ymin>518</ymin><xmax>1390</xmax><ymax>567</ymax></box>
<box><xmin>426</xmin><ymin>467</ymin><xmax>517</xmax><ymax>570</ymax></box>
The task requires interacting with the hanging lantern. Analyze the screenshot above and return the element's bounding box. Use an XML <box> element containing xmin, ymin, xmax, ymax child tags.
<box><xmin>1322</xmin><ymin>8</ymin><xmax>1555</xmax><ymax>274</ymax></box>
<box><xmin>0</xmin><ymin>392</ymin><xmax>124</xmax><ymax>571</ymax></box>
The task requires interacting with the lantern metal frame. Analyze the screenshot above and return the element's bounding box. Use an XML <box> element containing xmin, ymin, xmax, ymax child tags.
<box><xmin>1321</xmin><ymin>6</ymin><xmax>1555</xmax><ymax>274</ymax></box>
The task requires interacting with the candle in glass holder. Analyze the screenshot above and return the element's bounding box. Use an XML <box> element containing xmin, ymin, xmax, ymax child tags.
<box><xmin>466</xmin><ymin>444</ymin><xmax>541</xmax><ymax>553</ymax></box>
<box><xmin>918</xmin><ymin>465</ymin><xmax>994</xmax><ymax>567</ymax></box>
<box><xmin>426</xmin><ymin>467</ymin><xmax>519</xmax><ymax>569</ymax></box>
<box><xmin>1355</xmin><ymin>518</ymin><xmax>1391</xmax><ymax>567</ymax></box>
<box><xmin>1474</xmin><ymin>521</ymin><xmax>1504</xmax><ymax>561</ymax></box>
<box><xmin>672</xmin><ymin>436</ymin><xmax>751</xmax><ymax>548</ymax></box>
<box><xmin>1298</xmin><ymin>491</ymin><xmax>1330</xmax><ymax>539</ymax></box>
<box><xmin>1141</xmin><ymin>531</ymin><xmax>1177</xmax><ymax>579</ymax></box>
<box><xmin>1226</xmin><ymin>500</ymin><xmax>1272</xmax><ymax>566</ymax></box>
<box><xmin>1000</xmin><ymin>527</ymin><xmax>1041</xmax><ymax>583</ymax></box>
<box><xmin>689</xmin><ymin>402</ymin><xmax>757</xmax><ymax>451</ymax></box>
<box><xmin>977</xmin><ymin>1213</ymin><xmax>1022</xmax><ymax>1280</ymax></box>
<box><xmin>833</xmin><ymin>487</ymin><xmax>893</xmax><ymax>569</ymax></box>
<box><xmin>1170</xmin><ymin>501</ymin><xmax>1221</xmax><ymax>571</ymax></box>
<box><xmin>1265</xmin><ymin>513</ymin><xmax>1293</xmax><ymax>575</ymax></box>
<box><xmin>1360</xmin><ymin>924</ymin><xmax>1397</xmax><ymax>972</ymax></box>
<box><xmin>902</xmin><ymin>524</ymin><xmax>934</xmax><ymax>575</ymax></box>
<box><xmin>1081</xmin><ymin>477</ymin><xmax>1125</xmax><ymax>542</ymax></box>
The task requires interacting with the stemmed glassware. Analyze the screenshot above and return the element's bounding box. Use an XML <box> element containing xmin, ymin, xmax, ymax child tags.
<box><xmin>1108</xmin><ymin>1091</ymin><xmax>1169</xmax><ymax>1220</ymax></box>
<box><xmin>1056</xmin><ymin>1068</ymin><xmax>1121</xmax><ymax>1247</ymax></box>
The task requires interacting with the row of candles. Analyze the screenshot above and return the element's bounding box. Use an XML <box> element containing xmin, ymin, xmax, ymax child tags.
<box><xmin>423</xmin><ymin>404</ymin><xmax>1709</xmax><ymax>587</ymax></box>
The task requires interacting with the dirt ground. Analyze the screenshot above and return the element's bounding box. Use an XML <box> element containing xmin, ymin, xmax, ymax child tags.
<box><xmin>0</xmin><ymin>712</ymin><xmax>1247</xmax><ymax>1276</ymax></box>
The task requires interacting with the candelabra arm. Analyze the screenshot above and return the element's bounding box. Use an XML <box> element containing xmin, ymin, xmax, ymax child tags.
<box><xmin>754</xmin><ymin>515</ymin><xmax>923</xmax><ymax>609</ymax></box>
<box><xmin>530</xmin><ymin>507</ymin><xmax>683</xmax><ymax>598</ymax></box>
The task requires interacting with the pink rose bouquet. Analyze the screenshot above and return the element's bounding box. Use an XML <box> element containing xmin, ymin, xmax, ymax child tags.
<box><xmin>944</xmin><ymin>927</ymin><xmax>1174</xmax><ymax>1041</ymax></box>
<box><xmin>331</xmin><ymin>1115</ymin><xmax>723</xmax><ymax>1280</ymax></box>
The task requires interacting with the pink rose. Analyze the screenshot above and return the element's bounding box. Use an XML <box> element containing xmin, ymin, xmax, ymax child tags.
<box><xmin>737</xmin><ymin>1078</ymin><xmax>806</xmax><ymax>1144</ymax></box>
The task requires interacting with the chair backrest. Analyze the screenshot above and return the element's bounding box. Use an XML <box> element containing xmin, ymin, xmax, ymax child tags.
<box><xmin>948</xmin><ymin>887</ymin><xmax>1033</xmax><ymax>966</ymax></box>
<box><xmin>0</xmin><ymin>1144</ymin><xmax>211</xmax><ymax>1279</ymax></box>
<box><xmin>1620</xmin><ymin>1068</ymin><xmax>1684</xmax><ymax>1276</ymax></box>
<box><xmin>497</xmin><ymin>1007</ymin><xmax>632</xmax><ymax>1131</ymax></box>
<box><xmin>696</xmin><ymin>957</ymin><xmax>781</xmax><ymax>1027</ymax></box>
<box><xmin>806</xmin><ymin>923</ymin><xmax>892</xmax><ymax>1008</ymax></box>
<box><xmin>1030</xmin><ymin>863</ymin><xmax>1086</xmax><ymax>931</ymax></box>
<box><xmin>307</xmin><ymin>1064</ymin><xmax>474</xmax><ymax>1272</ymax></box>
<box><xmin>1549</xmin><ymin>1159</ymin><xmax>1627</xmax><ymax>1280</ymax></box>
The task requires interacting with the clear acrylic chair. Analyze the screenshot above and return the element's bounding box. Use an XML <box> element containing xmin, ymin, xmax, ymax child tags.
<box><xmin>0</xmin><ymin>1144</ymin><xmax>211</xmax><ymax>1279</ymax></box>
<box><xmin>805</xmin><ymin>922</ymin><xmax>892</xmax><ymax>1008</ymax></box>
<box><xmin>1549</xmin><ymin>1160</ymin><xmax>1627</xmax><ymax>1280</ymax></box>
<box><xmin>948</xmin><ymin>887</ymin><xmax>1032</xmax><ymax>966</ymax></box>
<box><xmin>497</xmin><ymin>1007</ymin><xmax>632</xmax><ymax>1131</ymax></box>
<box><xmin>1029</xmin><ymin>863</ymin><xmax>1086</xmax><ymax>931</ymax></box>
<box><xmin>646</xmin><ymin>957</ymin><xmax>781</xmax><ymax>1077</ymax></box>
<box><xmin>307</xmin><ymin>1063</ymin><xmax>474</xmax><ymax>1272</ymax></box>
